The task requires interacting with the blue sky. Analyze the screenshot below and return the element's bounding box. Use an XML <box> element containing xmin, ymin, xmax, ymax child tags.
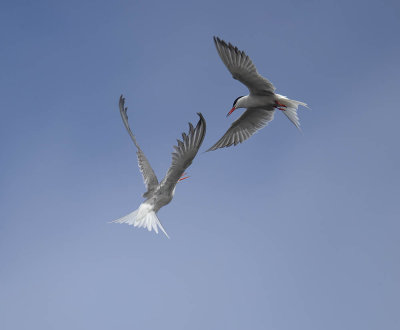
<box><xmin>1</xmin><ymin>0</ymin><xmax>399</xmax><ymax>329</ymax></box>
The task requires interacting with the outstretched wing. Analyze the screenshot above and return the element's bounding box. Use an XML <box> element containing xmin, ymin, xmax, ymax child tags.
<box><xmin>214</xmin><ymin>36</ymin><xmax>275</xmax><ymax>96</ymax></box>
<box><xmin>119</xmin><ymin>95</ymin><xmax>159</xmax><ymax>195</ymax></box>
<box><xmin>159</xmin><ymin>113</ymin><xmax>206</xmax><ymax>193</ymax></box>
<box><xmin>207</xmin><ymin>107</ymin><xmax>274</xmax><ymax>151</ymax></box>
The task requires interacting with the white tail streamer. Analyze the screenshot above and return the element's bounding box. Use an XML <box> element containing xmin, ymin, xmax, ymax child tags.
<box><xmin>110</xmin><ymin>203</ymin><xmax>169</xmax><ymax>238</ymax></box>
<box><xmin>276</xmin><ymin>95</ymin><xmax>309</xmax><ymax>130</ymax></box>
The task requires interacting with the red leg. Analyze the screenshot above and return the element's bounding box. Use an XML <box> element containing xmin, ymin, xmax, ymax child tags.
<box><xmin>275</xmin><ymin>101</ymin><xmax>287</xmax><ymax>108</ymax></box>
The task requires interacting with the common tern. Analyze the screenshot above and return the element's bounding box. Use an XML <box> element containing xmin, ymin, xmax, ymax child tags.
<box><xmin>208</xmin><ymin>36</ymin><xmax>308</xmax><ymax>151</ymax></box>
<box><xmin>111</xmin><ymin>95</ymin><xmax>206</xmax><ymax>238</ymax></box>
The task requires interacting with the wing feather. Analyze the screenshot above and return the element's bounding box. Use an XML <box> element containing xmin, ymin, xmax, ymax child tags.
<box><xmin>159</xmin><ymin>113</ymin><xmax>206</xmax><ymax>192</ymax></box>
<box><xmin>119</xmin><ymin>95</ymin><xmax>159</xmax><ymax>195</ymax></box>
<box><xmin>207</xmin><ymin>108</ymin><xmax>275</xmax><ymax>151</ymax></box>
<box><xmin>214</xmin><ymin>36</ymin><xmax>275</xmax><ymax>96</ymax></box>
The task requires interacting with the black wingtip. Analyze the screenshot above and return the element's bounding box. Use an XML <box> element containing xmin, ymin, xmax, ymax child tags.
<box><xmin>196</xmin><ymin>112</ymin><xmax>206</xmax><ymax>132</ymax></box>
<box><xmin>197</xmin><ymin>112</ymin><xmax>205</xmax><ymax>122</ymax></box>
<box><xmin>119</xmin><ymin>94</ymin><xmax>126</xmax><ymax>108</ymax></box>
<box><xmin>188</xmin><ymin>122</ymin><xmax>194</xmax><ymax>133</ymax></box>
<box><xmin>213</xmin><ymin>36</ymin><xmax>221</xmax><ymax>48</ymax></box>
<box><xmin>205</xmin><ymin>145</ymin><xmax>216</xmax><ymax>152</ymax></box>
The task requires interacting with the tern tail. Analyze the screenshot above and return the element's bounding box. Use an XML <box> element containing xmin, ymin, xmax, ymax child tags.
<box><xmin>276</xmin><ymin>95</ymin><xmax>308</xmax><ymax>130</ymax></box>
<box><xmin>110</xmin><ymin>203</ymin><xmax>169</xmax><ymax>238</ymax></box>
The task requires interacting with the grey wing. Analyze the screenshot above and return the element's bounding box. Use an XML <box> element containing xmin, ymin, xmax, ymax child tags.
<box><xmin>214</xmin><ymin>36</ymin><xmax>275</xmax><ymax>96</ymax></box>
<box><xmin>119</xmin><ymin>95</ymin><xmax>159</xmax><ymax>194</ymax></box>
<box><xmin>159</xmin><ymin>113</ymin><xmax>206</xmax><ymax>193</ymax></box>
<box><xmin>207</xmin><ymin>107</ymin><xmax>274</xmax><ymax>151</ymax></box>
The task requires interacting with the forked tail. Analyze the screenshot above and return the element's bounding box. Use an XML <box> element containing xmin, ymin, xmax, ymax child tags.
<box><xmin>110</xmin><ymin>203</ymin><xmax>169</xmax><ymax>238</ymax></box>
<box><xmin>277</xmin><ymin>95</ymin><xmax>309</xmax><ymax>130</ymax></box>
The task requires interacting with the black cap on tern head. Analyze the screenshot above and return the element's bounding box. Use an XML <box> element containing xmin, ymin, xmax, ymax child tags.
<box><xmin>233</xmin><ymin>96</ymin><xmax>244</xmax><ymax>107</ymax></box>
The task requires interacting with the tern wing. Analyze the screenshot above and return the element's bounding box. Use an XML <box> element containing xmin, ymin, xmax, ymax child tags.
<box><xmin>119</xmin><ymin>95</ymin><xmax>159</xmax><ymax>195</ymax></box>
<box><xmin>159</xmin><ymin>113</ymin><xmax>206</xmax><ymax>193</ymax></box>
<box><xmin>214</xmin><ymin>36</ymin><xmax>275</xmax><ymax>96</ymax></box>
<box><xmin>207</xmin><ymin>107</ymin><xmax>274</xmax><ymax>151</ymax></box>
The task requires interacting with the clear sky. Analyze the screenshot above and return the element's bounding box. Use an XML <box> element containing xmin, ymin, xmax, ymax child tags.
<box><xmin>1</xmin><ymin>0</ymin><xmax>399</xmax><ymax>329</ymax></box>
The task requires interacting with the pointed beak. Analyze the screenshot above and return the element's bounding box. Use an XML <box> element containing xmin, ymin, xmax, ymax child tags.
<box><xmin>226</xmin><ymin>106</ymin><xmax>236</xmax><ymax>117</ymax></box>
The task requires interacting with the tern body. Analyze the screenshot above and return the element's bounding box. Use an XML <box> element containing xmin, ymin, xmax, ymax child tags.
<box><xmin>208</xmin><ymin>37</ymin><xmax>308</xmax><ymax>151</ymax></box>
<box><xmin>112</xmin><ymin>95</ymin><xmax>206</xmax><ymax>238</ymax></box>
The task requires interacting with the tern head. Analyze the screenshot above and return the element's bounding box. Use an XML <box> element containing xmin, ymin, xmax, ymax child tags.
<box><xmin>227</xmin><ymin>96</ymin><xmax>245</xmax><ymax>117</ymax></box>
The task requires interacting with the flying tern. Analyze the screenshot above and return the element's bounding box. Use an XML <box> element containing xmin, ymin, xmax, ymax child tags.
<box><xmin>208</xmin><ymin>36</ymin><xmax>308</xmax><ymax>151</ymax></box>
<box><xmin>111</xmin><ymin>95</ymin><xmax>206</xmax><ymax>238</ymax></box>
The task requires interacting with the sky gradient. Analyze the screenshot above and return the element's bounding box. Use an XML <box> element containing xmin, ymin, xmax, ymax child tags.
<box><xmin>1</xmin><ymin>0</ymin><xmax>399</xmax><ymax>329</ymax></box>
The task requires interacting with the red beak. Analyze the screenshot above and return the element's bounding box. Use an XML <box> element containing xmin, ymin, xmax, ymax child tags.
<box><xmin>226</xmin><ymin>106</ymin><xmax>236</xmax><ymax>117</ymax></box>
